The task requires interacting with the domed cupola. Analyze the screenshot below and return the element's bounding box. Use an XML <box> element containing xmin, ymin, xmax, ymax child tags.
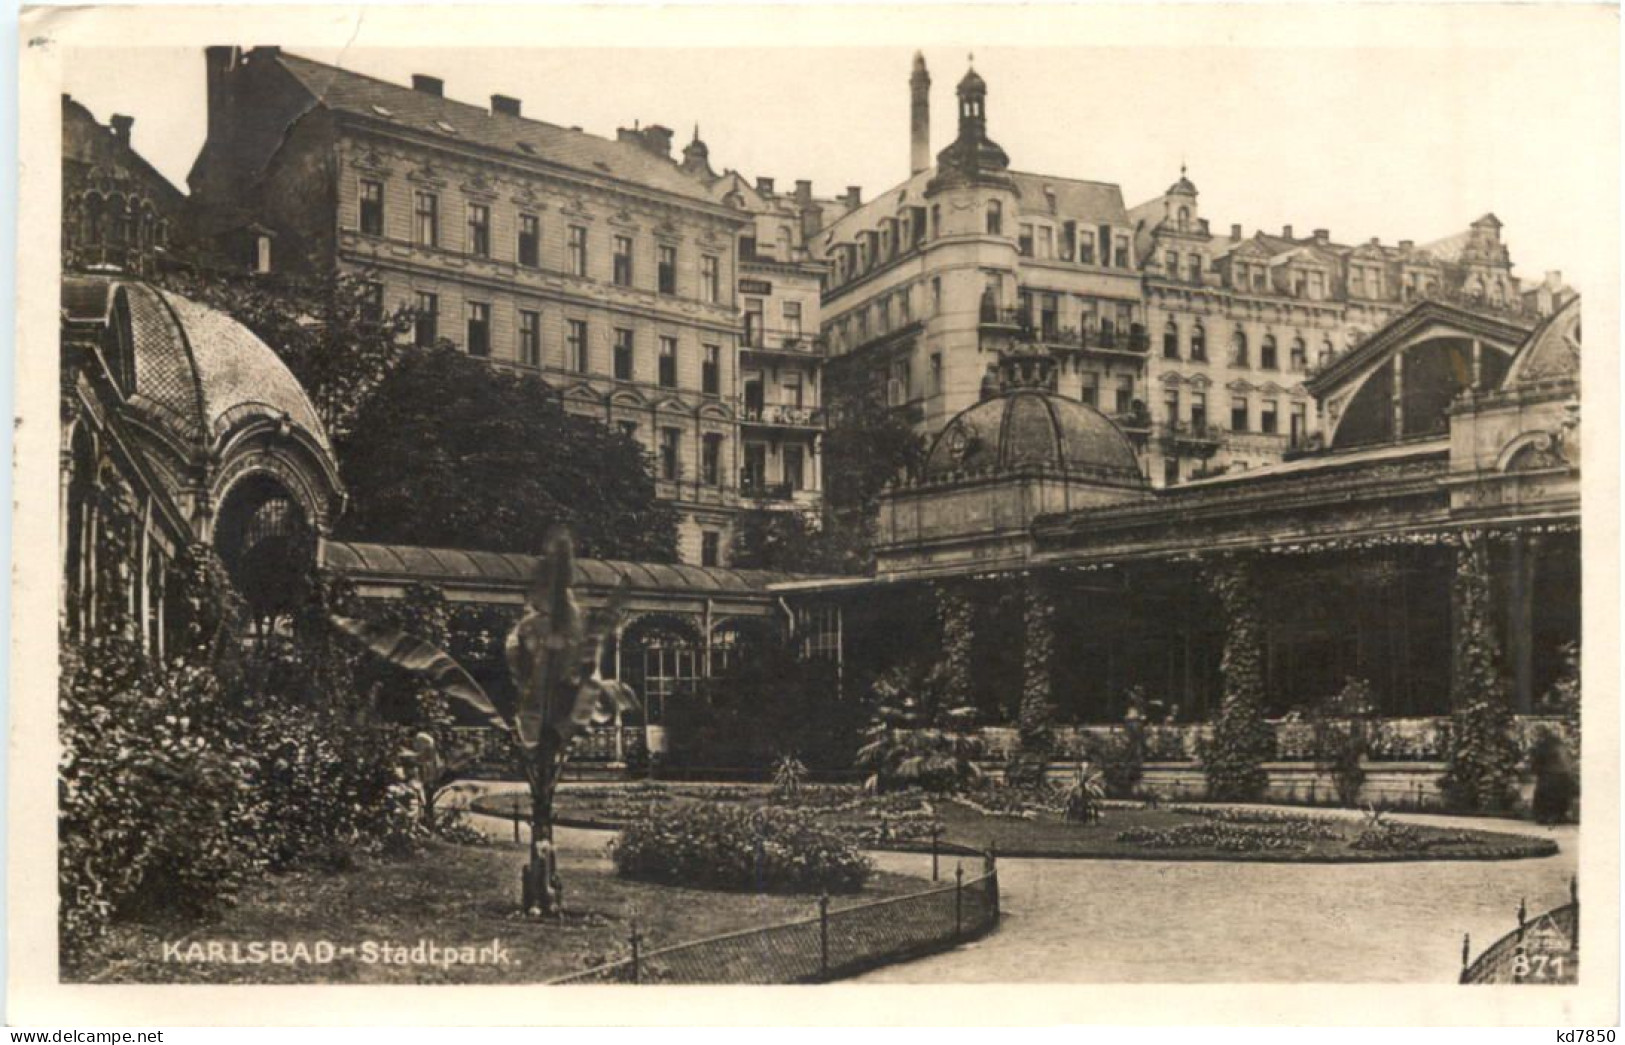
<box><xmin>878</xmin><ymin>348</ymin><xmax>1147</xmax><ymax>577</ymax></box>
<box><xmin>928</xmin><ymin>62</ymin><xmax>1014</xmax><ymax>193</ymax></box>
<box><xmin>923</xmin><ymin>348</ymin><xmax>1145</xmax><ymax>487</ymax></box>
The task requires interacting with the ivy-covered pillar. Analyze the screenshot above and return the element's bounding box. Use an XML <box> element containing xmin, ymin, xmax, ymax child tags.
<box><xmin>1018</xmin><ymin>574</ymin><xmax>1056</xmax><ymax>759</ymax></box>
<box><xmin>933</xmin><ymin>581</ymin><xmax>974</xmax><ymax>712</ymax></box>
<box><xmin>1440</xmin><ymin>530</ymin><xmax>1522</xmax><ymax>812</ymax></box>
<box><xmin>1200</xmin><ymin>556</ymin><xmax>1275</xmax><ymax>801</ymax></box>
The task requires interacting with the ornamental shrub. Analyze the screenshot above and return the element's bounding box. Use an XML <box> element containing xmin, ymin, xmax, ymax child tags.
<box><xmin>611</xmin><ymin>803</ymin><xmax>872</xmax><ymax>894</ymax></box>
<box><xmin>58</xmin><ymin>637</ymin><xmax>265</xmax><ymax>966</ymax></box>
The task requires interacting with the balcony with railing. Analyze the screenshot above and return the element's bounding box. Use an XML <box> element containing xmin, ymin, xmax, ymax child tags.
<box><xmin>980</xmin><ymin>306</ymin><xmax>1150</xmax><ymax>361</ymax></box>
<box><xmin>739</xmin><ymin>401</ymin><xmax>826</xmax><ymax>430</ymax></box>
<box><xmin>1156</xmin><ymin>420</ymin><xmax>1223</xmax><ymax>457</ymax></box>
<box><xmin>741</xmin><ymin>324</ymin><xmax>827</xmax><ymax>358</ymax></box>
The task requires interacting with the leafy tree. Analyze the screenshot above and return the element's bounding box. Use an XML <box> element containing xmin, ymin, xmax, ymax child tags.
<box><xmin>811</xmin><ymin>360</ymin><xmax>927</xmax><ymax>573</ymax></box>
<box><xmin>1200</xmin><ymin>559</ymin><xmax>1276</xmax><ymax>801</ymax></box>
<box><xmin>335</xmin><ymin>345</ymin><xmax>678</xmax><ymax>562</ymax></box>
<box><xmin>154</xmin><ymin>267</ymin><xmax>415</xmax><ymax>444</ymax></box>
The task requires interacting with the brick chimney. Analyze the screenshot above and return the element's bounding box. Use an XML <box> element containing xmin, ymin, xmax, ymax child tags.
<box><xmin>1399</xmin><ymin>239</ymin><xmax>1414</xmax><ymax>251</ymax></box>
<box><xmin>844</xmin><ymin>185</ymin><xmax>863</xmax><ymax>210</ymax></box>
<box><xmin>756</xmin><ymin>177</ymin><xmax>776</xmax><ymax>196</ymax></box>
<box><xmin>1282</xmin><ymin>224</ymin><xmax>1294</xmax><ymax>239</ymax></box>
<box><xmin>794</xmin><ymin>179</ymin><xmax>813</xmax><ymax>204</ymax></box>
<box><xmin>910</xmin><ymin>51</ymin><xmax>931</xmax><ymax>175</ymax></box>
<box><xmin>412</xmin><ymin>74</ymin><xmax>444</xmax><ymax>97</ymax></box>
<box><xmin>491</xmin><ymin>94</ymin><xmax>521</xmax><ymax>117</ymax></box>
<box><xmin>1314</xmin><ymin>229</ymin><xmax>1330</xmax><ymax>245</ymax></box>
<box><xmin>109</xmin><ymin>114</ymin><xmax>134</xmax><ymax>147</ymax></box>
<box><xmin>1231</xmin><ymin>223</ymin><xmax>1242</xmax><ymax>241</ymax></box>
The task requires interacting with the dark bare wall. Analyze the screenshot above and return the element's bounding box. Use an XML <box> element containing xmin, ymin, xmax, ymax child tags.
<box><xmin>254</xmin><ymin>109</ymin><xmax>340</xmax><ymax>274</ymax></box>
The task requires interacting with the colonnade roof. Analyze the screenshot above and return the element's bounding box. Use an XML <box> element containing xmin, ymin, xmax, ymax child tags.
<box><xmin>323</xmin><ymin>540</ymin><xmax>800</xmax><ymax>597</ymax></box>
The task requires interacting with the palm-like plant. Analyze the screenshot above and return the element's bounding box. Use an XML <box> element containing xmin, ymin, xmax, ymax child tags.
<box><xmin>334</xmin><ymin>527</ymin><xmax>637</xmax><ymax>916</ymax></box>
<box><xmin>1062</xmin><ymin>762</ymin><xmax>1107</xmax><ymax>824</ymax></box>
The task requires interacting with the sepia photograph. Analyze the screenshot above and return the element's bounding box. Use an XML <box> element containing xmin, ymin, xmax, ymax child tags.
<box><xmin>9</xmin><ymin>1</ymin><xmax>1620</xmax><ymax>1028</ymax></box>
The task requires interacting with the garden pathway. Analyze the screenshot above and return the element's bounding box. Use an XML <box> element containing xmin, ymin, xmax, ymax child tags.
<box><xmin>858</xmin><ymin>813</ymin><xmax>1577</xmax><ymax>983</ymax></box>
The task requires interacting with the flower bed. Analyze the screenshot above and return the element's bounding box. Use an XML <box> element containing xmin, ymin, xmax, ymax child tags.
<box><xmin>611</xmin><ymin>803</ymin><xmax>873</xmax><ymax>894</ymax></box>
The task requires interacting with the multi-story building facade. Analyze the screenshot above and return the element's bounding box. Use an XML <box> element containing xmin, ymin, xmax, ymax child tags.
<box><xmin>61</xmin><ymin>95</ymin><xmax>187</xmax><ymax>276</ymax></box>
<box><xmin>188</xmin><ymin>47</ymin><xmax>755</xmax><ymax>564</ymax></box>
<box><xmin>689</xmin><ymin>161</ymin><xmax>830</xmax><ymax>514</ymax></box>
<box><xmin>817</xmin><ymin>59</ymin><xmax>1150</xmax><ymax>442</ymax></box>
<box><xmin>1130</xmin><ymin>179</ymin><xmax>1536</xmax><ymax>484</ymax></box>
<box><xmin>816</xmin><ymin>54</ymin><xmax>1552</xmax><ymax>487</ymax></box>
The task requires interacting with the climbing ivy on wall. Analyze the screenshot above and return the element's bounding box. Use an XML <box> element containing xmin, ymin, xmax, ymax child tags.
<box><xmin>1018</xmin><ymin>580</ymin><xmax>1056</xmax><ymax>758</ymax></box>
<box><xmin>1438</xmin><ymin>531</ymin><xmax>1523</xmax><ymax>813</ymax></box>
<box><xmin>934</xmin><ymin>582</ymin><xmax>975</xmax><ymax>713</ymax></box>
<box><xmin>1200</xmin><ymin>559</ymin><xmax>1276</xmax><ymax>801</ymax></box>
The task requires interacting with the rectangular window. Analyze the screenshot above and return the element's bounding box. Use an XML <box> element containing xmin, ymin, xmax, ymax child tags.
<box><xmin>518</xmin><ymin>213</ymin><xmax>540</xmax><ymax>267</ymax></box>
<box><xmin>658</xmin><ymin>336</ymin><xmax>678</xmax><ymax>388</ymax></box>
<box><xmin>1115</xmin><ymin>376</ymin><xmax>1134</xmax><ymax>415</ymax></box>
<box><xmin>613</xmin><ymin>234</ymin><xmax>634</xmax><ymax>286</ymax></box>
<box><xmin>1290</xmin><ymin>402</ymin><xmax>1309</xmax><ymax>444</ymax></box>
<box><xmin>701</xmin><ymin>254</ymin><xmax>720</xmax><ymax>303</ymax></box>
<box><xmin>414</xmin><ymin>291</ymin><xmax>438</xmax><ymax>347</ymax></box>
<box><xmin>783</xmin><ymin>300</ymin><xmax>803</xmax><ymax>337</ymax></box>
<box><xmin>467</xmin><ymin>203</ymin><xmax>490</xmax><ymax>258</ymax></box>
<box><xmin>1078</xmin><ymin>230</ymin><xmax>1096</xmax><ymax>265</ymax></box>
<box><xmin>359</xmin><ymin>179</ymin><xmax>385</xmax><ymax>236</ymax></box>
<box><xmin>658</xmin><ymin>244</ymin><xmax>677</xmax><ymax>294</ymax></box>
<box><xmin>1165</xmin><ymin>251</ymin><xmax>1180</xmax><ymax>277</ymax></box>
<box><xmin>568</xmin><ymin>225</ymin><xmax>588</xmax><ymax>277</ymax></box>
<box><xmin>1164</xmin><ymin>458</ymin><xmax>1180</xmax><ymax>487</ymax></box>
<box><xmin>1018</xmin><ymin>223</ymin><xmax>1034</xmax><ymax>257</ymax></box>
<box><xmin>1188</xmin><ymin>254</ymin><xmax>1203</xmax><ymax>283</ymax></box>
<box><xmin>702</xmin><ymin>344</ymin><xmax>721</xmax><ymax>395</ymax></box>
<box><xmin>1163</xmin><ymin>389</ymin><xmax>1180</xmax><ymax>424</ymax></box>
<box><xmin>932</xmin><ymin>277</ymin><xmax>942</xmax><ymax>315</ymax></box>
<box><xmin>1080</xmin><ymin>373</ymin><xmax>1098</xmax><ymax>408</ymax></box>
<box><xmin>783</xmin><ymin>445</ymin><xmax>805</xmax><ymax>492</ymax></box>
<box><xmin>702</xmin><ymin>433</ymin><xmax>723</xmax><ymax>486</ymax></box>
<box><xmin>361</xmin><ymin>281</ymin><xmax>384</xmax><ymax>322</ymax></box>
<box><xmin>613</xmin><ymin>328</ymin><xmax>634</xmax><ymax>381</ymax></box>
<box><xmin>743</xmin><ymin>442</ymin><xmax>767</xmax><ymax>489</ymax></box>
<box><xmin>1261</xmin><ymin>399</ymin><xmax>1279</xmax><ymax>435</ymax></box>
<box><xmin>414</xmin><ymin>191</ymin><xmax>439</xmax><ymax>247</ymax></box>
<box><xmin>1231</xmin><ymin>396</ymin><xmax>1249</xmax><ymax>433</ymax></box>
<box><xmin>1114</xmin><ymin>234</ymin><xmax>1131</xmax><ymax>269</ymax></box>
<box><xmin>1261</xmin><ymin>338</ymin><xmax>1278</xmax><ymax>370</ymax></box>
<box><xmin>1039</xmin><ymin>293</ymin><xmax>1059</xmax><ymax>338</ymax></box>
<box><xmin>659</xmin><ymin>427</ymin><xmax>681</xmax><ymax>481</ymax></box>
<box><xmin>518</xmin><ymin>309</ymin><xmax>541</xmax><ymax>367</ymax></box>
<box><xmin>567</xmin><ymin>319</ymin><xmax>588</xmax><ymax>373</ymax></box>
<box><xmin>1037</xmin><ymin>226</ymin><xmax>1054</xmax><ymax>259</ymax></box>
<box><xmin>1191</xmin><ymin>392</ymin><xmax>1207</xmax><ymax>431</ymax></box>
<box><xmin>466</xmin><ymin>301</ymin><xmax>490</xmax><ymax>357</ymax></box>
<box><xmin>700</xmin><ymin>530</ymin><xmax>721</xmax><ymax>567</ymax></box>
<box><xmin>743</xmin><ymin>298</ymin><xmax>765</xmax><ymax>348</ymax></box>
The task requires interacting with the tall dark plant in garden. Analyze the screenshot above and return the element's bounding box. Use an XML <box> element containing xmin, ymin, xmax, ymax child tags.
<box><xmin>1010</xmin><ymin>581</ymin><xmax>1056</xmax><ymax>786</ymax></box>
<box><xmin>1439</xmin><ymin>532</ymin><xmax>1522</xmax><ymax>813</ymax></box>
<box><xmin>336</xmin><ymin>528</ymin><xmax>637</xmax><ymax>917</ymax></box>
<box><xmin>1200</xmin><ymin>559</ymin><xmax>1276</xmax><ymax>801</ymax></box>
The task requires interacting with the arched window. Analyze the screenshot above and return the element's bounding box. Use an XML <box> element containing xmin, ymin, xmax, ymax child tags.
<box><xmin>1191</xmin><ymin>321</ymin><xmax>1207</xmax><ymax>361</ymax></box>
<box><xmin>1231</xmin><ymin>328</ymin><xmax>1249</xmax><ymax>367</ymax></box>
<box><xmin>1290</xmin><ymin>336</ymin><xmax>1307</xmax><ymax>370</ymax></box>
<box><xmin>985</xmin><ymin>199</ymin><xmax>1003</xmax><ymax>236</ymax></box>
<box><xmin>1163</xmin><ymin>320</ymin><xmax>1180</xmax><ymax>359</ymax></box>
<box><xmin>1177</xmin><ymin>205</ymin><xmax>1190</xmax><ymax>230</ymax></box>
<box><xmin>1260</xmin><ymin>333</ymin><xmax>1278</xmax><ymax>370</ymax></box>
<box><xmin>1319</xmin><ymin>337</ymin><xmax>1334</xmax><ymax>366</ymax></box>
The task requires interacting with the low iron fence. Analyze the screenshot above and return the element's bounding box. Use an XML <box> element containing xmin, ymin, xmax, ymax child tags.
<box><xmin>1460</xmin><ymin>880</ymin><xmax>1578</xmax><ymax>984</ymax></box>
<box><xmin>550</xmin><ymin>846</ymin><xmax>999</xmax><ymax>984</ymax></box>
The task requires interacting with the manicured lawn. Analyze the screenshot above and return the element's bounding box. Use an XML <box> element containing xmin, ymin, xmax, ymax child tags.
<box><xmin>70</xmin><ymin>836</ymin><xmax>933</xmax><ymax>984</ymax></box>
<box><xmin>473</xmin><ymin>784</ymin><xmax>1560</xmax><ymax>864</ymax></box>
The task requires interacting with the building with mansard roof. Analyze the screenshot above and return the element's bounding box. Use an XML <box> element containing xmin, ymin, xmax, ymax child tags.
<box><xmin>187</xmin><ymin>46</ymin><xmax>766</xmax><ymax>567</ymax></box>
